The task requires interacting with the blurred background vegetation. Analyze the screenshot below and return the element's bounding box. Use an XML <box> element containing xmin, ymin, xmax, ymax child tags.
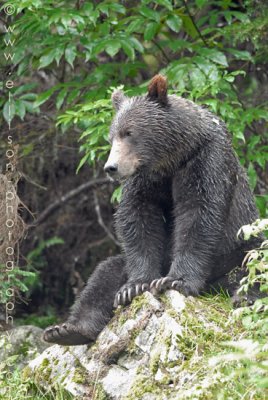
<box><xmin>0</xmin><ymin>0</ymin><xmax>267</xmax><ymax>325</ymax></box>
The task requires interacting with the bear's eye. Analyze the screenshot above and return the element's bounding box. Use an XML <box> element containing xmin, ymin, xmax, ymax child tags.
<box><xmin>124</xmin><ymin>130</ymin><xmax>131</xmax><ymax>137</ymax></box>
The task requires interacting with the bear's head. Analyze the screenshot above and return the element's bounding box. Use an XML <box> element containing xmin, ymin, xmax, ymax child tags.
<box><xmin>104</xmin><ymin>75</ymin><xmax>174</xmax><ymax>180</ymax></box>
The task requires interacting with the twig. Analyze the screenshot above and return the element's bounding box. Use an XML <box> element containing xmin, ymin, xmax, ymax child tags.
<box><xmin>93</xmin><ymin>190</ymin><xmax>120</xmax><ymax>246</ymax></box>
<box><xmin>33</xmin><ymin>178</ymin><xmax>110</xmax><ymax>226</ymax></box>
<box><xmin>182</xmin><ymin>0</ymin><xmax>208</xmax><ymax>46</ymax></box>
<box><xmin>20</xmin><ymin>172</ymin><xmax>47</xmax><ymax>191</ymax></box>
<box><xmin>152</xmin><ymin>39</ymin><xmax>171</xmax><ymax>62</ymax></box>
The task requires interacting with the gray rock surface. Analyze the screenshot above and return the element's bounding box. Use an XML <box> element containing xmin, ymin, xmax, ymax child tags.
<box><xmin>24</xmin><ymin>291</ymin><xmax>230</xmax><ymax>399</ymax></box>
<box><xmin>0</xmin><ymin>325</ymin><xmax>51</xmax><ymax>368</ymax></box>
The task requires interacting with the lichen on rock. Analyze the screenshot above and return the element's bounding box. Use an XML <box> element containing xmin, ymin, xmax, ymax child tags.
<box><xmin>25</xmin><ymin>290</ymin><xmax>248</xmax><ymax>399</ymax></box>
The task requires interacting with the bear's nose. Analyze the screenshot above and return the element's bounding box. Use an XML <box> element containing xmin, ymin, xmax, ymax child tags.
<box><xmin>104</xmin><ymin>163</ymin><xmax>118</xmax><ymax>174</ymax></box>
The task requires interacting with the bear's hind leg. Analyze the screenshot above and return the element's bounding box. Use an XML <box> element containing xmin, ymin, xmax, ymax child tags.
<box><xmin>43</xmin><ymin>255</ymin><xmax>127</xmax><ymax>345</ymax></box>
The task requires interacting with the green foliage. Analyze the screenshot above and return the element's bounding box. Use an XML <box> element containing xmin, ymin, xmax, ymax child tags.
<box><xmin>27</xmin><ymin>236</ymin><xmax>64</xmax><ymax>269</ymax></box>
<box><xmin>111</xmin><ymin>185</ymin><xmax>123</xmax><ymax>203</ymax></box>
<box><xmin>0</xmin><ymin>237</ymin><xmax>64</xmax><ymax>304</ymax></box>
<box><xmin>16</xmin><ymin>313</ymin><xmax>58</xmax><ymax>329</ymax></box>
<box><xmin>23</xmin><ymin>236</ymin><xmax>64</xmax><ymax>297</ymax></box>
<box><xmin>1</xmin><ymin>0</ymin><xmax>266</xmax><ymax>212</ymax></box>
<box><xmin>2</xmin><ymin>83</ymin><xmax>39</xmax><ymax>123</ymax></box>
<box><xmin>0</xmin><ymin>363</ymin><xmax>74</xmax><ymax>399</ymax></box>
<box><xmin>56</xmin><ymin>98</ymin><xmax>113</xmax><ymax>171</ymax></box>
<box><xmin>211</xmin><ymin>219</ymin><xmax>268</xmax><ymax>394</ymax></box>
<box><xmin>0</xmin><ymin>267</ymin><xmax>36</xmax><ymax>304</ymax></box>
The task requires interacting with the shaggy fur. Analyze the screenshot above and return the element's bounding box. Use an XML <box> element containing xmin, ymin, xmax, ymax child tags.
<box><xmin>43</xmin><ymin>75</ymin><xmax>260</xmax><ymax>345</ymax></box>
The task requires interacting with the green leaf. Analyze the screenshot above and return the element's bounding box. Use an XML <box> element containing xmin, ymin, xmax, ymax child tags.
<box><xmin>3</xmin><ymin>99</ymin><xmax>16</xmax><ymax>124</ymax></box>
<box><xmin>231</xmin><ymin>11</ymin><xmax>250</xmax><ymax>23</ymax></box>
<box><xmin>14</xmin><ymin>83</ymin><xmax>37</xmax><ymax>96</ymax></box>
<box><xmin>226</xmin><ymin>48</ymin><xmax>252</xmax><ymax>61</ymax></box>
<box><xmin>195</xmin><ymin>0</ymin><xmax>207</xmax><ymax>7</ymax></box>
<box><xmin>126</xmin><ymin>17</ymin><xmax>144</xmax><ymax>33</ymax></box>
<box><xmin>66</xmin><ymin>89</ymin><xmax>80</xmax><ymax>104</ymax></box>
<box><xmin>155</xmin><ymin>0</ymin><xmax>173</xmax><ymax>11</ymax></box>
<box><xmin>34</xmin><ymin>87</ymin><xmax>57</xmax><ymax>108</ymax></box>
<box><xmin>198</xmin><ymin>48</ymin><xmax>228</xmax><ymax>67</ymax></box>
<box><xmin>76</xmin><ymin>152</ymin><xmax>90</xmax><ymax>173</ymax></box>
<box><xmin>22</xmin><ymin>143</ymin><xmax>34</xmax><ymax>156</ymax></box>
<box><xmin>55</xmin><ymin>46</ymin><xmax>65</xmax><ymax>66</ymax></box>
<box><xmin>61</xmin><ymin>15</ymin><xmax>72</xmax><ymax>29</ymax></box>
<box><xmin>65</xmin><ymin>45</ymin><xmax>77</xmax><ymax>68</ymax></box>
<box><xmin>247</xmin><ymin>162</ymin><xmax>257</xmax><ymax>190</ymax></box>
<box><xmin>129</xmin><ymin>37</ymin><xmax>144</xmax><ymax>53</ymax></box>
<box><xmin>15</xmin><ymin>100</ymin><xmax>26</xmax><ymax>120</ymax></box>
<box><xmin>224</xmin><ymin>75</ymin><xmax>235</xmax><ymax>82</ymax></box>
<box><xmin>139</xmin><ymin>6</ymin><xmax>160</xmax><ymax>22</ymax></box>
<box><xmin>19</xmin><ymin>93</ymin><xmax>37</xmax><ymax>101</ymax></box>
<box><xmin>111</xmin><ymin>186</ymin><xmax>122</xmax><ymax>203</ymax></box>
<box><xmin>202</xmin><ymin>99</ymin><xmax>218</xmax><ymax>113</ymax></box>
<box><xmin>181</xmin><ymin>15</ymin><xmax>198</xmax><ymax>38</ymax></box>
<box><xmin>56</xmin><ymin>88</ymin><xmax>67</xmax><ymax>110</ymax></box>
<box><xmin>167</xmin><ymin>39</ymin><xmax>191</xmax><ymax>52</ymax></box>
<box><xmin>82</xmin><ymin>3</ymin><xmax>93</xmax><ymax>17</ymax></box>
<box><xmin>144</xmin><ymin>22</ymin><xmax>160</xmax><ymax>40</ymax></box>
<box><xmin>17</xmin><ymin>58</ymin><xmax>29</xmax><ymax>76</ymax></box>
<box><xmin>98</xmin><ymin>3</ymin><xmax>110</xmax><ymax>16</ymax></box>
<box><xmin>39</xmin><ymin>51</ymin><xmax>55</xmax><ymax>69</ymax></box>
<box><xmin>121</xmin><ymin>39</ymin><xmax>135</xmax><ymax>60</ymax></box>
<box><xmin>166</xmin><ymin>14</ymin><xmax>182</xmax><ymax>33</ymax></box>
<box><xmin>105</xmin><ymin>39</ymin><xmax>121</xmax><ymax>57</ymax></box>
<box><xmin>88</xmin><ymin>10</ymin><xmax>100</xmax><ymax>25</ymax></box>
<box><xmin>24</xmin><ymin>101</ymin><xmax>40</xmax><ymax>113</ymax></box>
<box><xmin>108</xmin><ymin>3</ymin><xmax>126</xmax><ymax>14</ymax></box>
<box><xmin>209</xmin><ymin>50</ymin><xmax>228</xmax><ymax>66</ymax></box>
<box><xmin>99</xmin><ymin>21</ymin><xmax>110</xmax><ymax>36</ymax></box>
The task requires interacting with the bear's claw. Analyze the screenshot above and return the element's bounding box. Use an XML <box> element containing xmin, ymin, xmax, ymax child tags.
<box><xmin>43</xmin><ymin>322</ymin><xmax>93</xmax><ymax>346</ymax></box>
<box><xmin>114</xmin><ymin>282</ymin><xmax>149</xmax><ymax>307</ymax></box>
<box><xmin>150</xmin><ymin>277</ymin><xmax>189</xmax><ymax>295</ymax></box>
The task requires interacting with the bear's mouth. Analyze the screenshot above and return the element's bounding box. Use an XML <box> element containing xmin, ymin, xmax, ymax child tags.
<box><xmin>105</xmin><ymin>172</ymin><xmax>132</xmax><ymax>183</ymax></box>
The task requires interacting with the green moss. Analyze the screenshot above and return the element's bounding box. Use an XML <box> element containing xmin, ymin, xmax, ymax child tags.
<box><xmin>21</xmin><ymin>365</ymin><xmax>32</xmax><ymax>380</ymax></box>
<box><xmin>72</xmin><ymin>370</ymin><xmax>86</xmax><ymax>385</ymax></box>
<box><xmin>124</xmin><ymin>375</ymin><xmax>165</xmax><ymax>400</ymax></box>
<box><xmin>18</xmin><ymin>340</ymin><xmax>32</xmax><ymax>356</ymax></box>
<box><xmin>91</xmin><ymin>383</ymin><xmax>109</xmax><ymax>400</ymax></box>
<box><xmin>127</xmin><ymin>327</ymin><xmax>141</xmax><ymax>354</ymax></box>
<box><xmin>129</xmin><ymin>293</ymin><xmax>150</xmax><ymax>315</ymax></box>
<box><xmin>40</xmin><ymin>357</ymin><xmax>50</xmax><ymax>368</ymax></box>
<box><xmin>0</xmin><ymin>356</ymin><xmax>75</xmax><ymax>400</ymax></box>
<box><xmin>71</xmin><ymin>358</ymin><xmax>88</xmax><ymax>385</ymax></box>
<box><xmin>149</xmin><ymin>351</ymin><xmax>161</xmax><ymax>374</ymax></box>
<box><xmin>34</xmin><ymin>357</ymin><xmax>53</xmax><ymax>384</ymax></box>
<box><xmin>116</xmin><ymin>307</ymin><xmax>130</xmax><ymax>327</ymax></box>
<box><xmin>112</xmin><ymin>293</ymin><xmax>150</xmax><ymax>330</ymax></box>
<box><xmin>178</xmin><ymin>295</ymin><xmax>235</xmax><ymax>359</ymax></box>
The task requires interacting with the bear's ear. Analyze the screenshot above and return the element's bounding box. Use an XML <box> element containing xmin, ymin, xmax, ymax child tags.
<box><xmin>147</xmin><ymin>74</ymin><xmax>168</xmax><ymax>105</ymax></box>
<box><xmin>111</xmin><ymin>89</ymin><xmax>125</xmax><ymax>111</ymax></box>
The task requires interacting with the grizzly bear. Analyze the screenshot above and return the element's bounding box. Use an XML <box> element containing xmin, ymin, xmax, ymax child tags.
<box><xmin>43</xmin><ymin>75</ymin><xmax>260</xmax><ymax>345</ymax></box>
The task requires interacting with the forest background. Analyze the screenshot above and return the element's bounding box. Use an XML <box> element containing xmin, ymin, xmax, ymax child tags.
<box><xmin>0</xmin><ymin>0</ymin><xmax>267</xmax><ymax>353</ymax></box>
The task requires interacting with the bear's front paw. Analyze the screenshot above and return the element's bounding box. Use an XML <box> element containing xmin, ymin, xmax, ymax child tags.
<box><xmin>114</xmin><ymin>282</ymin><xmax>149</xmax><ymax>308</ymax></box>
<box><xmin>150</xmin><ymin>276</ymin><xmax>200</xmax><ymax>296</ymax></box>
<box><xmin>43</xmin><ymin>323</ymin><xmax>93</xmax><ymax>346</ymax></box>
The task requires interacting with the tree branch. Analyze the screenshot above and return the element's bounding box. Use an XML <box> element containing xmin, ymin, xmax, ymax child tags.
<box><xmin>182</xmin><ymin>0</ymin><xmax>208</xmax><ymax>46</ymax></box>
<box><xmin>93</xmin><ymin>190</ymin><xmax>120</xmax><ymax>246</ymax></box>
<box><xmin>33</xmin><ymin>178</ymin><xmax>111</xmax><ymax>226</ymax></box>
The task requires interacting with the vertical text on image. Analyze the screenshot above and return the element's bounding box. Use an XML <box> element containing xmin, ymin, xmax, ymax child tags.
<box><xmin>3</xmin><ymin>3</ymin><xmax>17</xmax><ymax>326</ymax></box>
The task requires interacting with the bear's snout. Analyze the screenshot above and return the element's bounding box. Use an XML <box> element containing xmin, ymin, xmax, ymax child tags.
<box><xmin>104</xmin><ymin>162</ymin><xmax>118</xmax><ymax>175</ymax></box>
<box><xmin>104</xmin><ymin>138</ymin><xmax>140</xmax><ymax>179</ymax></box>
